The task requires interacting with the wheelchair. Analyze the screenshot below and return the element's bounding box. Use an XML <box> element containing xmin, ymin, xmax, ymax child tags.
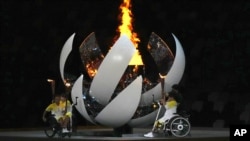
<box><xmin>44</xmin><ymin>97</ymin><xmax>78</xmax><ymax>138</ymax></box>
<box><xmin>160</xmin><ymin>112</ymin><xmax>191</xmax><ymax>137</ymax></box>
<box><xmin>44</xmin><ymin>115</ymin><xmax>72</xmax><ymax>138</ymax></box>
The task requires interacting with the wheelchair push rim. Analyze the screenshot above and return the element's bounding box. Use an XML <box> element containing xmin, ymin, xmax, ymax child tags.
<box><xmin>169</xmin><ymin>116</ymin><xmax>191</xmax><ymax>137</ymax></box>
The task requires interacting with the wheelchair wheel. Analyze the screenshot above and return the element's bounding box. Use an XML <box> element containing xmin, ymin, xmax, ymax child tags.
<box><xmin>169</xmin><ymin>116</ymin><xmax>191</xmax><ymax>137</ymax></box>
<box><xmin>44</xmin><ymin>126</ymin><xmax>57</xmax><ymax>138</ymax></box>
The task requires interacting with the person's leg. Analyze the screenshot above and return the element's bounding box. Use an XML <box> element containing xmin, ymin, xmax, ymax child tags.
<box><xmin>144</xmin><ymin>120</ymin><xmax>160</xmax><ymax>137</ymax></box>
<box><xmin>57</xmin><ymin>117</ymin><xmax>64</xmax><ymax>128</ymax></box>
<box><xmin>62</xmin><ymin>116</ymin><xmax>70</xmax><ymax>128</ymax></box>
<box><xmin>153</xmin><ymin>120</ymin><xmax>162</xmax><ymax>132</ymax></box>
<box><xmin>61</xmin><ymin>116</ymin><xmax>71</xmax><ymax>133</ymax></box>
<box><xmin>156</xmin><ymin>121</ymin><xmax>164</xmax><ymax>130</ymax></box>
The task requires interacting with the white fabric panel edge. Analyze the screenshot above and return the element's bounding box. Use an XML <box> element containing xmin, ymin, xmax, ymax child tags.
<box><xmin>140</xmin><ymin>34</ymin><xmax>185</xmax><ymax>106</ymax></box>
<box><xmin>164</xmin><ymin>34</ymin><xmax>186</xmax><ymax>91</ymax></box>
<box><xmin>59</xmin><ymin>33</ymin><xmax>75</xmax><ymax>84</ymax></box>
<box><xmin>71</xmin><ymin>75</ymin><xmax>96</xmax><ymax>124</ymax></box>
<box><xmin>95</xmin><ymin>76</ymin><xmax>142</xmax><ymax>128</ymax></box>
<box><xmin>90</xmin><ymin>35</ymin><xmax>136</xmax><ymax>106</ymax></box>
<box><xmin>128</xmin><ymin>110</ymin><xmax>158</xmax><ymax>127</ymax></box>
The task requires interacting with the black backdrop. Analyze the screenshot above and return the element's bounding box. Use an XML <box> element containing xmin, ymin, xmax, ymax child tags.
<box><xmin>1</xmin><ymin>0</ymin><xmax>249</xmax><ymax>128</ymax></box>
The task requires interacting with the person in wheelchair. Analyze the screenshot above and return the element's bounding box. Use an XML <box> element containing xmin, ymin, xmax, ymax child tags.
<box><xmin>42</xmin><ymin>94</ymin><xmax>72</xmax><ymax>133</ymax></box>
<box><xmin>42</xmin><ymin>94</ymin><xmax>64</xmax><ymax>130</ymax></box>
<box><xmin>144</xmin><ymin>87</ymin><xmax>182</xmax><ymax>138</ymax></box>
<box><xmin>59</xmin><ymin>93</ymin><xmax>72</xmax><ymax>132</ymax></box>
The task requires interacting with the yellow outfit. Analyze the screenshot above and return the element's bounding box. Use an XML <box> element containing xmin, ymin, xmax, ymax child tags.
<box><xmin>155</xmin><ymin>100</ymin><xmax>178</xmax><ymax>127</ymax></box>
<box><xmin>165</xmin><ymin>100</ymin><xmax>177</xmax><ymax>109</ymax></box>
<box><xmin>45</xmin><ymin>103</ymin><xmax>64</xmax><ymax>120</ymax></box>
<box><xmin>60</xmin><ymin>100</ymin><xmax>72</xmax><ymax>118</ymax></box>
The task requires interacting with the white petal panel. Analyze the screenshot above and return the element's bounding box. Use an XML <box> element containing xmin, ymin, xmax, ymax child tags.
<box><xmin>59</xmin><ymin>33</ymin><xmax>75</xmax><ymax>83</ymax></box>
<box><xmin>90</xmin><ymin>35</ymin><xmax>136</xmax><ymax>105</ymax></box>
<box><xmin>71</xmin><ymin>75</ymin><xmax>96</xmax><ymax>124</ymax></box>
<box><xmin>164</xmin><ymin>34</ymin><xmax>186</xmax><ymax>91</ymax></box>
<box><xmin>95</xmin><ymin>76</ymin><xmax>142</xmax><ymax>128</ymax></box>
<box><xmin>140</xmin><ymin>34</ymin><xmax>186</xmax><ymax>106</ymax></box>
<box><xmin>140</xmin><ymin>83</ymin><xmax>161</xmax><ymax>106</ymax></box>
<box><xmin>128</xmin><ymin>110</ymin><xmax>158</xmax><ymax>127</ymax></box>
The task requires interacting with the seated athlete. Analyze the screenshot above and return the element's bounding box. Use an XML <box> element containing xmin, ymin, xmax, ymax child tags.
<box><xmin>144</xmin><ymin>88</ymin><xmax>182</xmax><ymax>137</ymax></box>
<box><xmin>59</xmin><ymin>94</ymin><xmax>72</xmax><ymax>132</ymax></box>
<box><xmin>42</xmin><ymin>93</ymin><xmax>72</xmax><ymax>132</ymax></box>
<box><xmin>42</xmin><ymin>94</ymin><xmax>65</xmax><ymax>130</ymax></box>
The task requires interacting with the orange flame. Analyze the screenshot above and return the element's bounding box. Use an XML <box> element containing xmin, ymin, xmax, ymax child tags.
<box><xmin>118</xmin><ymin>0</ymin><xmax>140</xmax><ymax>48</ymax></box>
<box><xmin>117</xmin><ymin>0</ymin><xmax>143</xmax><ymax>65</ymax></box>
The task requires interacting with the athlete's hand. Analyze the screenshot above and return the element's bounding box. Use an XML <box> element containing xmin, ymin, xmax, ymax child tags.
<box><xmin>159</xmin><ymin>99</ymin><xmax>165</xmax><ymax>105</ymax></box>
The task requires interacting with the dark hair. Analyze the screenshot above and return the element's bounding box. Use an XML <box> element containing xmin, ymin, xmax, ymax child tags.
<box><xmin>169</xmin><ymin>88</ymin><xmax>183</xmax><ymax>103</ymax></box>
<box><xmin>60</xmin><ymin>93</ymin><xmax>68</xmax><ymax>98</ymax></box>
<box><xmin>168</xmin><ymin>89</ymin><xmax>177</xmax><ymax>97</ymax></box>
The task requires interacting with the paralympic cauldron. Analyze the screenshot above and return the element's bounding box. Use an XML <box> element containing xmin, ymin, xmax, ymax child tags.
<box><xmin>59</xmin><ymin>32</ymin><xmax>185</xmax><ymax>128</ymax></box>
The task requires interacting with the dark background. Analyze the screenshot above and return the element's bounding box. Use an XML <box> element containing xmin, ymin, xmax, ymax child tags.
<box><xmin>1</xmin><ymin>0</ymin><xmax>249</xmax><ymax>128</ymax></box>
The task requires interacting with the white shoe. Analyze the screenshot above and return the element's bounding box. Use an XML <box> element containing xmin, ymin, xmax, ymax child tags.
<box><xmin>144</xmin><ymin>132</ymin><xmax>154</xmax><ymax>137</ymax></box>
<box><xmin>62</xmin><ymin>128</ymin><xmax>69</xmax><ymax>133</ymax></box>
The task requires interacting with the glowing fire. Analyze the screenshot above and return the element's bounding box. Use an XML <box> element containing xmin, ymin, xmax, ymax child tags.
<box><xmin>86</xmin><ymin>63</ymin><xmax>98</xmax><ymax>78</ymax></box>
<box><xmin>117</xmin><ymin>0</ymin><xmax>143</xmax><ymax>65</ymax></box>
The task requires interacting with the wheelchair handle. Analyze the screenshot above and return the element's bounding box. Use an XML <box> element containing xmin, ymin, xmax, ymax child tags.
<box><xmin>73</xmin><ymin>97</ymin><xmax>78</xmax><ymax>106</ymax></box>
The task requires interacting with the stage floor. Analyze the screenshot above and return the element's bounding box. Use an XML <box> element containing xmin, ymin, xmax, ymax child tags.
<box><xmin>0</xmin><ymin>127</ymin><xmax>229</xmax><ymax>141</ymax></box>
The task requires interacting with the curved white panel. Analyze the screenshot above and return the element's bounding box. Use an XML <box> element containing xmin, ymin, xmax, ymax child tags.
<box><xmin>140</xmin><ymin>33</ymin><xmax>185</xmax><ymax>106</ymax></box>
<box><xmin>59</xmin><ymin>33</ymin><xmax>75</xmax><ymax>84</ymax></box>
<box><xmin>95</xmin><ymin>76</ymin><xmax>142</xmax><ymax>128</ymax></box>
<box><xmin>128</xmin><ymin>110</ymin><xmax>158</xmax><ymax>127</ymax></box>
<box><xmin>140</xmin><ymin>83</ymin><xmax>161</xmax><ymax>106</ymax></box>
<box><xmin>164</xmin><ymin>34</ymin><xmax>186</xmax><ymax>91</ymax></box>
<box><xmin>90</xmin><ymin>35</ymin><xmax>136</xmax><ymax>106</ymax></box>
<box><xmin>71</xmin><ymin>75</ymin><xmax>96</xmax><ymax>124</ymax></box>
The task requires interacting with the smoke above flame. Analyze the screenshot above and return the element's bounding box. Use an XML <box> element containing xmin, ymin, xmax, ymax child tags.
<box><xmin>117</xmin><ymin>0</ymin><xmax>143</xmax><ymax>65</ymax></box>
